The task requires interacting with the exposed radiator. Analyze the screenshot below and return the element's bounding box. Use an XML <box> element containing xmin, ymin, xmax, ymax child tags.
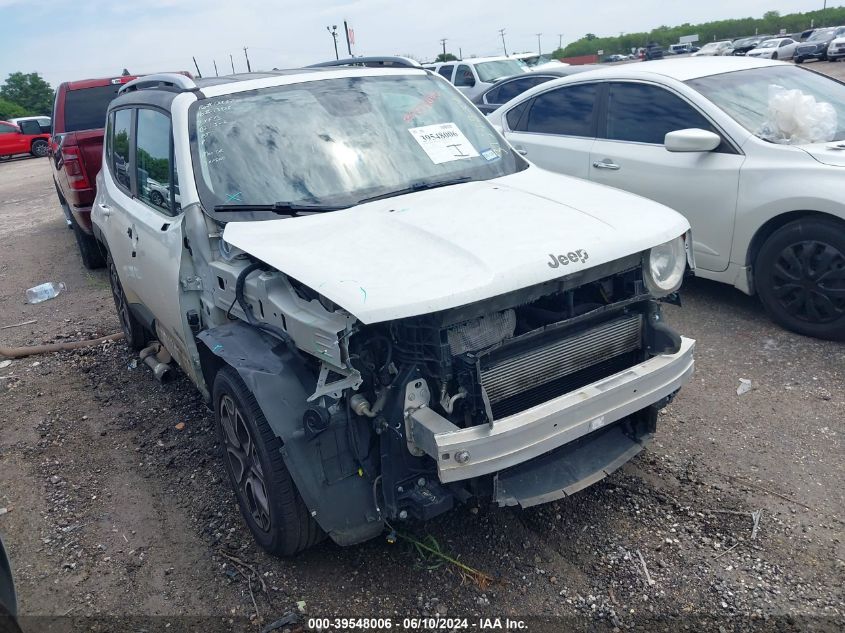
<box><xmin>479</xmin><ymin>314</ymin><xmax>643</xmax><ymax>409</ymax></box>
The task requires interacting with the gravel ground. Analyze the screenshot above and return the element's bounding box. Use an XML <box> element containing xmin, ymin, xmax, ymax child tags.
<box><xmin>0</xmin><ymin>65</ymin><xmax>843</xmax><ymax>632</ymax></box>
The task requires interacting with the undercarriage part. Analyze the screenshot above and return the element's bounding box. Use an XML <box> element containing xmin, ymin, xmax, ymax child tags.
<box><xmin>0</xmin><ymin>332</ymin><xmax>124</xmax><ymax>359</ymax></box>
<box><xmin>139</xmin><ymin>342</ymin><xmax>173</xmax><ymax>382</ymax></box>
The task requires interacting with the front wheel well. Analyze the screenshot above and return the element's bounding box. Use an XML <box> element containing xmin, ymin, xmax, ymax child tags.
<box><xmin>746</xmin><ymin>211</ymin><xmax>845</xmax><ymax>292</ymax></box>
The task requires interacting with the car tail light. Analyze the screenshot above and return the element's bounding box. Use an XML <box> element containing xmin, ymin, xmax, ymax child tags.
<box><xmin>60</xmin><ymin>148</ymin><xmax>90</xmax><ymax>190</ymax></box>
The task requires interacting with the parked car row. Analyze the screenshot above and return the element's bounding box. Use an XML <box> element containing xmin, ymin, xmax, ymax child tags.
<box><xmin>486</xmin><ymin>56</ymin><xmax>845</xmax><ymax>340</ymax></box>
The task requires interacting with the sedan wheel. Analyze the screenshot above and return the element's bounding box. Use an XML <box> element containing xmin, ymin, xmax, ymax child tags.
<box><xmin>757</xmin><ymin>218</ymin><xmax>845</xmax><ymax>340</ymax></box>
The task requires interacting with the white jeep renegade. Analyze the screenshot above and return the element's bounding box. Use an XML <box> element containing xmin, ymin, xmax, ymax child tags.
<box><xmin>92</xmin><ymin>67</ymin><xmax>695</xmax><ymax>555</ymax></box>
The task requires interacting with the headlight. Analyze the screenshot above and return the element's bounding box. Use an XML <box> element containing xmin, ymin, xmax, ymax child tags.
<box><xmin>645</xmin><ymin>235</ymin><xmax>687</xmax><ymax>296</ymax></box>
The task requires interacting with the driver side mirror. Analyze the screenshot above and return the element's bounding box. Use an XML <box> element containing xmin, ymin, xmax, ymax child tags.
<box><xmin>665</xmin><ymin>128</ymin><xmax>721</xmax><ymax>152</ymax></box>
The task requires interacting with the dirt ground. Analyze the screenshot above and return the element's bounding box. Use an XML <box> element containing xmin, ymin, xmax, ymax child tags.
<box><xmin>1</xmin><ymin>64</ymin><xmax>843</xmax><ymax>633</ymax></box>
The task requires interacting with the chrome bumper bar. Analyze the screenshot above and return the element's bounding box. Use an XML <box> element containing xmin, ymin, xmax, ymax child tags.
<box><xmin>408</xmin><ymin>337</ymin><xmax>695</xmax><ymax>483</ymax></box>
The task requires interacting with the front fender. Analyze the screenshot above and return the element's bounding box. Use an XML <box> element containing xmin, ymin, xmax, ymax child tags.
<box><xmin>197</xmin><ymin>322</ymin><xmax>383</xmax><ymax>546</ymax></box>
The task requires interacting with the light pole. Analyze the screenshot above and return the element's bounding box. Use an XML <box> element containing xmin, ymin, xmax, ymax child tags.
<box><xmin>327</xmin><ymin>25</ymin><xmax>339</xmax><ymax>60</ymax></box>
<box><xmin>536</xmin><ymin>33</ymin><xmax>542</xmax><ymax>55</ymax></box>
<box><xmin>499</xmin><ymin>28</ymin><xmax>508</xmax><ymax>56</ymax></box>
<box><xmin>558</xmin><ymin>33</ymin><xmax>563</xmax><ymax>50</ymax></box>
<box><xmin>440</xmin><ymin>38</ymin><xmax>447</xmax><ymax>60</ymax></box>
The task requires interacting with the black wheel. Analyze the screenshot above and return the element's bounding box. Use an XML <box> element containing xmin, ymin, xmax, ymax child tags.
<box><xmin>795</xmin><ymin>57</ymin><xmax>804</xmax><ymax>64</ymax></box>
<box><xmin>30</xmin><ymin>139</ymin><xmax>48</xmax><ymax>158</ymax></box>
<box><xmin>756</xmin><ymin>218</ymin><xmax>845</xmax><ymax>340</ymax></box>
<box><xmin>213</xmin><ymin>367</ymin><xmax>323</xmax><ymax>556</ymax></box>
<box><xmin>771</xmin><ymin>52</ymin><xmax>778</xmax><ymax>60</ymax></box>
<box><xmin>149</xmin><ymin>190</ymin><xmax>164</xmax><ymax>207</ymax></box>
<box><xmin>107</xmin><ymin>253</ymin><xmax>148</xmax><ymax>351</ymax></box>
<box><xmin>70</xmin><ymin>215</ymin><xmax>105</xmax><ymax>269</ymax></box>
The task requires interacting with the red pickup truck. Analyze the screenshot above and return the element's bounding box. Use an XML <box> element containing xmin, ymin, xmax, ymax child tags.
<box><xmin>50</xmin><ymin>75</ymin><xmax>138</xmax><ymax>268</ymax></box>
<box><xmin>0</xmin><ymin>120</ymin><xmax>50</xmax><ymax>159</ymax></box>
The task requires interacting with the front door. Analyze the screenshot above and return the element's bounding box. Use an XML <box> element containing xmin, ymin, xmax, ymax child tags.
<box><xmin>588</xmin><ymin>82</ymin><xmax>744</xmax><ymax>272</ymax></box>
<box><xmin>96</xmin><ymin>106</ymin><xmax>196</xmax><ymax>377</ymax></box>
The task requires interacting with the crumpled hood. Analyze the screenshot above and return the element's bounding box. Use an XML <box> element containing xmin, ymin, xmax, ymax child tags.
<box><xmin>798</xmin><ymin>141</ymin><xmax>845</xmax><ymax>167</ymax></box>
<box><xmin>222</xmin><ymin>167</ymin><xmax>689</xmax><ymax>324</ymax></box>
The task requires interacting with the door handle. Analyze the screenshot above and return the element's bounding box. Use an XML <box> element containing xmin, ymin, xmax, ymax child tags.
<box><xmin>592</xmin><ymin>160</ymin><xmax>620</xmax><ymax>170</ymax></box>
<box><xmin>514</xmin><ymin>147</ymin><xmax>528</xmax><ymax>156</ymax></box>
<box><xmin>98</xmin><ymin>202</ymin><xmax>111</xmax><ymax>217</ymax></box>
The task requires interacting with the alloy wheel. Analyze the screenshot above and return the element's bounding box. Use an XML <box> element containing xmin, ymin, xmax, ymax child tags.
<box><xmin>771</xmin><ymin>240</ymin><xmax>845</xmax><ymax>323</ymax></box>
<box><xmin>219</xmin><ymin>394</ymin><xmax>272</xmax><ymax>533</ymax></box>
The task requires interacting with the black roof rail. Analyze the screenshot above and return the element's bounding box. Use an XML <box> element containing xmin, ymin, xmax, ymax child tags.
<box><xmin>118</xmin><ymin>73</ymin><xmax>198</xmax><ymax>95</ymax></box>
<box><xmin>307</xmin><ymin>56</ymin><xmax>422</xmax><ymax>69</ymax></box>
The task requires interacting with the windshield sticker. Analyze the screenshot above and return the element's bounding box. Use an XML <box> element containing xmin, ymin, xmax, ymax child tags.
<box><xmin>481</xmin><ymin>148</ymin><xmax>499</xmax><ymax>162</ymax></box>
<box><xmin>408</xmin><ymin>123</ymin><xmax>480</xmax><ymax>164</ymax></box>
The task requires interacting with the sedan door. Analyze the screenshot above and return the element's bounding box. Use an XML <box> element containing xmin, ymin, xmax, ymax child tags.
<box><xmin>588</xmin><ymin>81</ymin><xmax>745</xmax><ymax>272</ymax></box>
<box><xmin>779</xmin><ymin>39</ymin><xmax>797</xmax><ymax>59</ymax></box>
<box><xmin>500</xmin><ymin>82</ymin><xmax>600</xmax><ymax>180</ymax></box>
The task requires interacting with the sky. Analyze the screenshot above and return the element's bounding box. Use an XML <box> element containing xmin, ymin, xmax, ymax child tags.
<box><xmin>0</xmin><ymin>0</ymin><xmax>837</xmax><ymax>88</ymax></box>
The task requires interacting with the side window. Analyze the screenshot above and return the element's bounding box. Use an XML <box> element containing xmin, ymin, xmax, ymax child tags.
<box><xmin>483</xmin><ymin>86</ymin><xmax>501</xmax><ymax>104</ymax></box>
<box><xmin>0</xmin><ymin>123</ymin><xmax>17</xmax><ymax>134</ymax></box>
<box><xmin>111</xmin><ymin>109</ymin><xmax>132</xmax><ymax>191</ymax></box>
<box><xmin>454</xmin><ymin>64</ymin><xmax>475</xmax><ymax>87</ymax></box>
<box><xmin>505</xmin><ymin>101</ymin><xmax>529</xmax><ymax>130</ymax></box>
<box><xmin>496</xmin><ymin>76</ymin><xmax>551</xmax><ymax>104</ymax></box>
<box><xmin>437</xmin><ymin>65</ymin><xmax>454</xmax><ymax>80</ymax></box>
<box><xmin>520</xmin><ymin>83</ymin><xmax>598</xmax><ymax>136</ymax></box>
<box><xmin>135</xmin><ymin>108</ymin><xmax>178</xmax><ymax>215</ymax></box>
<box><xmin>604</xmin><ymin>83</ymin><xmax>717</xmax><ymax>145</ymax></box>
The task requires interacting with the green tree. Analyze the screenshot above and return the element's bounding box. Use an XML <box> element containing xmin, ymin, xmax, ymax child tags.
<box><xmin>763</xmin><ymin>10</ymin><xmax>781</xmax><ymax>20</ymax></box>
<box><xmin>0</xmin><ymin>98</ymin><xmax>28</xmax><ymax>120</ymax></box>
<box><xmin>435</xmin><ymin>53</ymin><xmax>458</xmax><ymax>62</ymax></box>
<box><xmin>0</xmin><ymin>72</ymin><xmax>55</xmax><ymax>116</ymax></box>
<box><xmin>585</xmin><ymin>33</ymin><xmax>597</xmax><ymax>40</ymax></box>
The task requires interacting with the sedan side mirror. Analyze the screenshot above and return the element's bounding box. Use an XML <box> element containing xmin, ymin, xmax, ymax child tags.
<box><xmin>665</xmin><ymin>128</ymin><xmax>721</xmax><ymax>152</ymax></box>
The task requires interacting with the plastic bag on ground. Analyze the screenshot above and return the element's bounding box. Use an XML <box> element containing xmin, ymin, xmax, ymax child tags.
<box><xmin>759</xmin><ymin>84</ymin><xmax>837</xmax><ymax>145</ymax></box>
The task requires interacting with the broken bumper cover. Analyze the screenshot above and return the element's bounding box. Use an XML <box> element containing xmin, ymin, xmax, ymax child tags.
<box><xmin>409</xmin><ymin>336</ymin><xmax>695</xmax><ymax>484</ymax></box>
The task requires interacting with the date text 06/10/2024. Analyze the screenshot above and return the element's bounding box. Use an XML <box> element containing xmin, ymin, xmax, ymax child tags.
<box><xmin>305</xmin><ymin>617</ymin><xmax>528</xmax><ymax>630</ymax></box>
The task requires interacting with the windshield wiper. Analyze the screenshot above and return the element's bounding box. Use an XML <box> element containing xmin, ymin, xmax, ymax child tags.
<box><xmin>355</xmin><ymin>176</ymin><xmax>473</xmax><ymax>205</ymax></box>
<box><xmin>213</xmin><ymin>201</ymin><xmax>348</xmax><ymax>215</ymax></box>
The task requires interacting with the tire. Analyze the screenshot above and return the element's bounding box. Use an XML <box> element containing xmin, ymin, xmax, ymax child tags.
<box><xmin>70</xmin><ymin>215</ymin><xmax>105</xmax><ymax>269</ymax></box>
<box><xmin>213</xmin><ymin>366</ymin><xmax>323</xmax><ymax>556</ymax></box>
<box><xmin>30</xmin><ymin>139</ymin><xmax>48</xmax><ymax>158</ymax></box>
<box><xmin>107</xmin><ymin>253</ymin><xmax>148</xmax><ymax>351</ymax></box>
<box><xmin>771</xmin><ymin>52</ymin><xmax>778</xmax><ymax>60</ymax></box>
<box><xmin>149</xmin><ymin>190</ymin><xmax>164</xmax><ymax>207</ymax></box>
<box><xmin>795</xmin><ymin>57</ymin><xmax>804</xmax><ymax>64</ymax></box>
<box><xmin>755</xmin><ymin>218</ymin><xmax>845</xmax><ymax>340</ymax></box>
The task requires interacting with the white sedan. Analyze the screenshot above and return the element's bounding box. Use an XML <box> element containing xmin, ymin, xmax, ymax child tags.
<box><xmin>746</xmin><ymin>37</ymin><xmax>798</xmax><ymax>60</ymax></box>
<box><xmin>488</xmin><ymin>57</ymin><xmax>845</xmax><ymax>339</ymax></box>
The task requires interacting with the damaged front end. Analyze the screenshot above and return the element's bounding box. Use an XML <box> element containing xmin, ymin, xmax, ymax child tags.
<box><xmin>199</xmin><ymin>250</ymin><xmax>694</xmax><ymax>546</ymax></box>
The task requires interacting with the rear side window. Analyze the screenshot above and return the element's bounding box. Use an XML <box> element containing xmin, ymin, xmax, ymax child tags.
<box><xmin>454</xmin><ymin>65</ymin><xmax>475</xmax><ymax>87</ymax></box>
<box><xmin>519</xmin><ymin>83</ymin><xmax>598</xmax><ymax>136</ymax></box>
<box><xmin>0</xmin><ymin>123</ymin><xmax>16</xmax><ymax>134</ymax></box>
<box><xmin>64</xmin><ymin>84</ymin><xmax>122</xmax><ymax>132</ymax></box>
<box><xmin>110</xmin><ymin>109</ymin><xmax>132</xmax><ymax>191</ymax></box>
<box><xmin>135</xmin><ymin>108</ymin><xmax>178</xmax><ymax>216</ymax></box>
<box><xmin>505</xmin><ymin>101</ymin><xmax>529</xmax><ymax>129</ymax></box>
<box><xmin>604</xmin><ymin>82</ymin><xmax>716</xmax><ymax>144</ymax></box>
<box><xmin>437</xmin><ymin>65</ymin><xmax>454</xmax><ymax>80</ymax></box>
<box><xmin>495</xmin><ymin>76</ymin><xmax>552</xmax><ymax>104</ymax></box>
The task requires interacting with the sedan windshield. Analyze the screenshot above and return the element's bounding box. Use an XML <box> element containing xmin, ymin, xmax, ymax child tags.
<box><xmin>757</xmin><ymin>40</ymin><xmax>777</xmax><ymax>49</ymax></box>
<box><xmin>688</xmin><ymin>65</ymin><xmax>845</xmax><ymax>142</ymax></box>
<box><xmin>190</xmin><ymin>74</ymin><xmax>523</xmax><ymax>217</ymax></box>
<box><xmin>475</xmin><ymin>60</ymin><xmax>526</xmax><ymax>82</ymax></box>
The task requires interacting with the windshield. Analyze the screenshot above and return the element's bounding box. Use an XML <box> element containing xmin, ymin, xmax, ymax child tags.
<box><xmin>688</xmin><ymin>65</ymin><xmax>845</xmax><ymax>142</ymax></box>
<box><xmin>190</xmin><ymin>74</ymin><xmax>524</xmax><ymax>216</ymax></box>
<box><xmin>808</xmin><ymin>29</ymin><xmax>834</xmax><ymax>41</ymax></box>
<box><xmin>757</xmin><ymin>40</ymin><xmax>777</xmax><ymax>48</ymax></box>
<box><xmin>700</xmin><ymin>42</ymin><xmax>719</xmax><ymax>50</ymax></box>
<box><xmin>475</xmin><ymin>60</ymin><xmax>526</xmax><ymax>83</ymax></box>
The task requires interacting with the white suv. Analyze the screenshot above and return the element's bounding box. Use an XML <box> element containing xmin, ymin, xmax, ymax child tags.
<box><xmin>92</xmin><ymin>69</ymin><xmax>694</xmax><ymax>555</ymax></box>
<box><xmin>427</xmin><ymin>57</ymin><xmax>527</xmax><ymax>98</ymax></box>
